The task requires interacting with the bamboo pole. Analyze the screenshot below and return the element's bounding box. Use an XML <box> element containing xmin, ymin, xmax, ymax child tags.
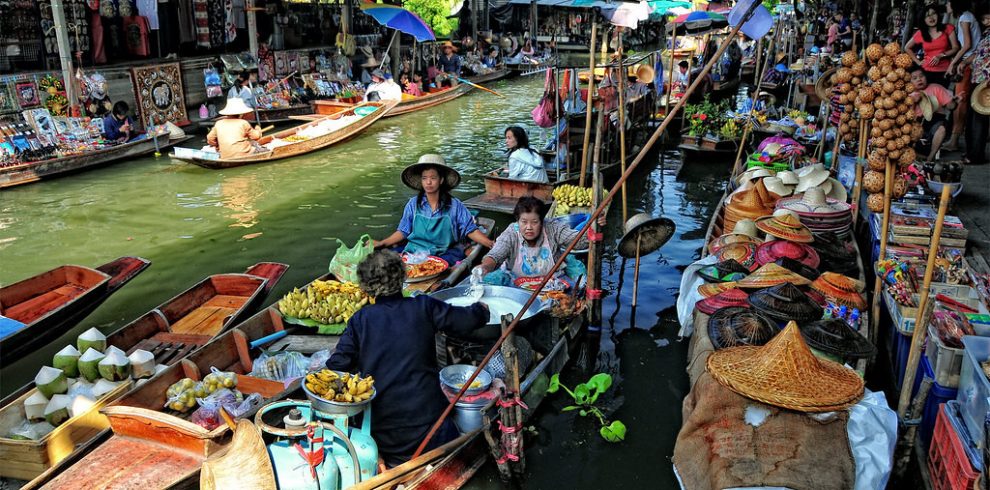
<box><xmin>579</xmin><ymin>23</ymin><xmax>598</xmax><ymax>187</ymax></box>
<box><xmin>410</xmin><ymin>1</ymin><xmax>763</xmax><ymax>459</ymax></box>
<box><xmin>869</xmin><ymin>157</ymin><xmax>895</xmax><ymax>345</ymax></box>
<box><xmin>666</xmin><ymin>24</ymin><xmax>678</xmax><ymax>108</ymax></box>
<box><xmin>616</xmin><ymin>27</ymin><xmax>628</xmax><ymax>222</ymax></box>
<box><xmin>632</xmin><ymin>234</ymin><xmax>642</xmax><ymax>308</ymax></box>
<box><xmin>752</xmin><ymin>35</ymin><xmax>762</xmax><ymax>86</ymax></box>
<box><xmin>732</xmin><ymin>28</ymin><xmax>778</xmax><ymax>177</ymax></box>
<box><xmin>897</xmin><ymin>184</ymin><xmax>953</xmax><ymax>418</ymax></box>
<box><xmin>849</xmin><ymin>120</ymin><xmax>869</xmax><ymax>225</ymax></box>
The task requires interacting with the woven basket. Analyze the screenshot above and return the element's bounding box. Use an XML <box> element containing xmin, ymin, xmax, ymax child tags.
<box><xmin>706</xmin><ymin>322</ymin><xmax>865</xmax><ymax>412</ymax></box>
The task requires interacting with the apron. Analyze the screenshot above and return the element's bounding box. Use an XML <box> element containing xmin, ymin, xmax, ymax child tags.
<box><xmin>510</xmin><ymin>224</ymin><xmax>555</xmax><ymax>278</ymax></box>
<box><xmin>405</xmin><ymin>201</ymin><xmax>456</xmax><ymax>255</ymax></box>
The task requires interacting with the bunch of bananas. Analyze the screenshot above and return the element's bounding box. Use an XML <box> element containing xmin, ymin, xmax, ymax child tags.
<box><xmin>305</xmin><ymin>369</ymin><xmax>374</xmax><ymax>403</ymax></box>
<box><xmin>277</xmin><ymin>280</ymin><xmax>371</xmax><ymax>325</ymax></box>
<box><xmin>553</xmin><ymin>184</ymin><xmax>594</xmax><ymax>208</ymax></box>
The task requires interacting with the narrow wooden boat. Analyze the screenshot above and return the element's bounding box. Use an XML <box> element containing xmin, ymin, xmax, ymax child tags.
<box><xmin>463</xmin><ymin>171</ymin><xmax>555</xmax><ymax>215</ymax></box>
<box><xmin>170</xmin><ymin>100</ymin><xmax>396</xmax><ymax>170</ymax></box>
<box><xmin>1</xmin><ymin>257</ymin><xmax>152</xmax><ymax>368</ymax></box>
<box><xmin>311</xmin><ymin>99</ymin><xmax>358</xmax><ymax>117</ymax></box>
<box><xmin>0</xmin><ymin>131</ymin><xmax>174</xmax><ymax>189</ymax></box>
<box><xmin>506</xmin><ymin>57</ymin><xmax>558</xmax><ymax>77</ymax></box>
<box><xmin>384</xmin><ymin>83</ymin><xmax>473</xmax><ymax>118</ymax></box>
<box><xmin>467</xmin><ymin>66</ymin><xmax>510</xmax><ymax>84</ymax></box>
<box><xmin>677</xmin><ymin>130</ymin><xmax>740</xmax><ymax>162</ymax></box>
<box><xmin>0</xmin><ymin>262</ymin><xmax>287</xmax><ymax>482</ymax></box>
<box><xmin>403</xmin><ymin>217</ymin><xmax>495</xmax><ymax>294</ymax></box>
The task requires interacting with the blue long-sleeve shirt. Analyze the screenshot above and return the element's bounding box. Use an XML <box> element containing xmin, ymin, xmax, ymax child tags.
<box><xmin>102</xmin><ymin>114</ymin><xmax>133</xmax><ymax>141</ymax></box>
<box><xmin>437</xmin><ymin>54</ymin><xmax>461</xmax><ymax>75</ymax></box>
<box><xmin>326</xmin><ymin>294</ymin><xmax>488</xmax><ymax>434</ymax></box>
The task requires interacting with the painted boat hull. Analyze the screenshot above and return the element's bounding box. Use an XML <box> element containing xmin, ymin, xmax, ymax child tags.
<box><xmin>463</xmin><ymin>172</ymin><xmax>555</xmax><ymax>215</ymax></box>
<box><xmin>466</xmin><ymin>67</ymin><xmax>510</xmax><ymax>85</ymax></box>
<box><xmin>385</xmin><ymin>84</ymin><xmax>473</xmax><ymax>118</ymax></box>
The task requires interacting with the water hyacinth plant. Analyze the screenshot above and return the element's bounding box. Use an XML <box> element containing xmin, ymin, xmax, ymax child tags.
<box><xmin>547</xmin><ymin>373</ymin><xmax>627</xmax><ymax>443</ymax></box>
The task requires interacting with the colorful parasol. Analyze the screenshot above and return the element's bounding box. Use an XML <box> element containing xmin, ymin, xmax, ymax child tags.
<box><xmin>358</xmin><ymin>3</ymin><xmax>436</xmax><ymax>42</ymax></box>
<box><xmin>668</xmin><ymin>10</ymin><xmax>729</xmax><ymax>36</ymax></box>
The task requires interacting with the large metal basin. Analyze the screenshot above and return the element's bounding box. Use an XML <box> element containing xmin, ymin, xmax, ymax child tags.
<box><xmin>429</xmin><ymin>285</ymin><xmax>548</xmax><ymax>326</ymax></box>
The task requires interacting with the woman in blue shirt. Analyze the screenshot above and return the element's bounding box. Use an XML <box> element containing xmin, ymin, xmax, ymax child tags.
<box><xmin>375</xmin><ymin>154</ymin><xmax>494</xmax><ymax>263</ymax></box>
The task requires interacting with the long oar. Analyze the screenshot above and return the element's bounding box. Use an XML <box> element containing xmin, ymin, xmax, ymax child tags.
<box><xmin>457</xmin><ymin>78</ymin><xmax>504</xmax><ymax>97</ymax></box>
<box><xmin>248</xmin><ymin>81</ymin><xmax>263</xmax><ymax>123</ymax></box>
<box><xmin>410</xmin><ymin>0</ymin><xmax>765</xmax><ymax>460</ymax></box>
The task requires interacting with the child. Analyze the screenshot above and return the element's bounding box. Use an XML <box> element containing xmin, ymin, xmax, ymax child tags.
<box><xmin>405</xmin><ymin>73</ymin><xmax>425</xmax><ymax>97</ymax></box>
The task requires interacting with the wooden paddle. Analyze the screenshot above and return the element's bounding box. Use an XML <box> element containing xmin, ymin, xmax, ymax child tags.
<box><xmin>456</xmin><ymin>78</ymin><xmax>504</xmax><ymax>97</ymax></box>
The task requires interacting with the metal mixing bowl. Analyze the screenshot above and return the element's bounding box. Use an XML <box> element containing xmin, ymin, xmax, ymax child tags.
<box><xmin>440</xmin><ymin>364</ymin><xmax>493</xmax><ymax>396</ymax></box>
<box><xmin>301</xmin><ymin>370</ymin><xmax>377</xmax><ymax>417</ymax></box>
<box><xmin>429</xmin><ymin>284</ymin><xmax>548</xmax><ymax>326</ymax></box>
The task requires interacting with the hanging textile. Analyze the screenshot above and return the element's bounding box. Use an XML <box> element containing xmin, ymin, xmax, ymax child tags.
<box><xmin>131</xmin><ymin>62</ymin><xmax>189</xmax><ymax>126</ymax></box>
<box><xmin>193</xmin><ymin>0</ymin><xmax>210</xmax><ymax>48</ymax></box>
<box><xmin>208</xmin><ymin>0</ymin><xmax>225</xmax><ymax>48</ymax></box>
<box><xmin>123</xmin><ymin>15</ymin><xmax>151</xmax><ymax>56</ymax></box>
<box><xmin>177</xmin><ymin>0</ymin><xmax>196</xmax><ymax>44</ymax></box>
<box><xmin>135</xmin><ymin>0</ymin><xmax>158</xmax><ymax>29</ymax></box>
<box><xmin>224</xmin><ymin>0</ymin><xmax>236</xmax><ymax>44</ymax></box>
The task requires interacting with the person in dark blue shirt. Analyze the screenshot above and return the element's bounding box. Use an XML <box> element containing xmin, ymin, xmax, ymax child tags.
<box><xmin>327</xmin><ymin>250</ymin><xmax>490</xmax><ymax>467</ymax></box>
<box><xmin>102</xmin><ymin>101</ymin><xmax>134</xmax><ymax>143</ymax></box>
<box><xmin>436</xmin><ymin>41</ymin><xmax>462</xmax><ymax>87</ymax></box>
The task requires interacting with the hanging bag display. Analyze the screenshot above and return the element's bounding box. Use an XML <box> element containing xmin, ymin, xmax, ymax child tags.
<box><xmin>531</xmin><ymin>68</ymin><xmax>558</xmax><ymax>128</ymax></box>
<box><xmin>203</xmin><ymin>64</ymin><xmax>223</xmax><ymax>98</ymax></box>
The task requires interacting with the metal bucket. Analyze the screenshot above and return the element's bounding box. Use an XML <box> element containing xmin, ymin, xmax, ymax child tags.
<box><xmin>452</xmin><ymin>396</ymin><xmax>492</xmax><ymax>433</ymax></box>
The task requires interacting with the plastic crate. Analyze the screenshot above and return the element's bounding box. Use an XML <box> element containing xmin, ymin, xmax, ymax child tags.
<box><xmin>926</xmin><ymin>325</ymin><xmax>966</xmax><ymax>388</ymax></box>
<box><xmin>883</xmin><ymin>288</ymin><xmax>986</xmax><ymax>335</ymax></box>
<box><xmin>929</xmin><ymin>402</ymin><xmax>980</xmax><ymax>490</ymax></box>
<box><xmin>891</xmin><ymin>320</ymin><xmax>913</xmax><ymax>390</ymax></box>
<box><xmin>957</xmin><ymin>336</ymin><xmax>990</xmax><ymax>449</ymax></box>
<box><xmin>919</xmin><ymin>356</ymin><xmax>960</xmax><ymax>449</ymax></box>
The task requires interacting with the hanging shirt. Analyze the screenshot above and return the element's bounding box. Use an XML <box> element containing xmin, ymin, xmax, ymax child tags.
<box><xmin>507</xmin><ymin>148</ymin><xmax>549</xmax><ymax>183</ymax></box>
<box><xmin>136</xmin><ymin>0</ymin><xmax>159</xmax><ymax>29</ymax></box>
<box><xmin>123</xmin><ymin>16</ymin><xmax>151</xmax><ymax>57</ymax></box>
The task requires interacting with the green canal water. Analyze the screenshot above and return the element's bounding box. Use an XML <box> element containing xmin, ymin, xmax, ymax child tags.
<box><xmin>0</xmin><ymin>76</ymin><xmax>728</xmax><ymax>488</ymax></box>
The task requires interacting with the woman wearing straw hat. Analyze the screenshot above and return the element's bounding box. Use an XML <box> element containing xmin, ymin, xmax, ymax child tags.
<box><xmin>206</xmin><ymin>98</ymin><xmax>265</xmax><ymax>159</ymax></box>
<box><xmin>375</xmin><ymin>154</ymin><xmax>494</xmax><ymax>263</ymax></box>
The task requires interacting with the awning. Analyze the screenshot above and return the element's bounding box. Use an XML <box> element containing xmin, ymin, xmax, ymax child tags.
<box><xmin>507</xmin><ymin>0</ymin><xmax>615</xmax><ymax>7</ymax></box>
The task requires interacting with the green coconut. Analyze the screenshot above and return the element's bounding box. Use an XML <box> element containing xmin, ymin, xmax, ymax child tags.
<box><xmin>67</xmin><ymin>394</ymin><xmax>95</xmax><ymax>418</ymax></box>
<box><xmin>78</xmin><ymin>348</ymin><xmax>105</xmax><ymax>382</ymax></box>
<box><xmin>92</xmin><ymin>379</ymin><xmax>124</xmax><ymax>398</ymax></box>
<box><xmin>76</xmin><ymin>327</ymin><xmax>106</xmax><ymax>354</ymax></box>
<box><xmin>128</xmin><ymin>350</ymin><xmax>155</xmax><ymax>379</ymax></box>
<box><xmin>24</xmin><ymin>391</ymin><xmax>49</xmax><ymax>421</ymax></box>
<box><xmin>53</xmin><ymin>345</ymin><xmax>81</xmax><ymax>378</ymax></box>
<box><xmin>35</xmin><ymin>366</ymin><xmax>67</xmax><ymax>398</ymax></box>
<box><xmin>97</xmin><ymin>349</ymin><xmax>131</xmax><ymax>381</ymax></box>
<box><xmin>44</xmin><ymin>394</ymin><xmax>71</xmax><ymax>426</ymax></box>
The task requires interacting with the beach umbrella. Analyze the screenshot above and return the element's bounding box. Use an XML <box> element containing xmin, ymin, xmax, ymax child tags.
<box><xmin>666</xmin><ymin>10</ymin><xmax>729</xmax><ymax>35</ymax></box>
<box><xmin>358</xmin><ymin>2</ymin><xmax>436</xmax><ymax>42</ymax></box>
<box><xmin>600</xmin><ymin>1</ymin><xmax>651</xmax><ymax>29</ymax></box>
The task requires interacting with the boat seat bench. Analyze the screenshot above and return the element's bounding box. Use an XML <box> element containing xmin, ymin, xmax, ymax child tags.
<box><xmin>168</xmin><ymin>295</ymin><xmax>249</xmax><ymax>336</ymax></box>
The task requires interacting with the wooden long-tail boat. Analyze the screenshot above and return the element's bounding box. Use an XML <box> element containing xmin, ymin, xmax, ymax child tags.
<box><xmin>467</xmin><ymin>66</ymin><xmax>510</xmax><ymax>84</ymax></box>
<box><xmin>0</xmin><ymin>262</ymin><xmax>287</xmax><ymax>482</ymax></box>
<box><xmin>169</xmin><ymin>100</ymin><xmax>396</xmax><ymax>170</ymax></box>
<box><xmin>384</xmin><ymin>83</ymin><xmax>473</xmax><ymax>118</ymax></box>
<box><xmin>463</xmin><ymin>171</ymin><xmax>555</xmax><ymax>215</ymax></box>
<box><xmin>206</xmin><ymin>103</ymin><xmax>314</xmax><ymax>126</ymax></box>
<box><xmin>1</xmin><ymin>257</ymin><xmax>152</xmax><ymax>368</ymax></box>
<box><xmin>0</xmin><ymin>131</ymin><xmax>192</xmax><ymax>189</ymax></box>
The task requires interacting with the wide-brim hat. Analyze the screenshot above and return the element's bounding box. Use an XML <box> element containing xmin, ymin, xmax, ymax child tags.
<box><xmin>697</xmin><ymin>288</ymin><xmax>750</xmax><ymax>315</ymax></box>
<box><xmin>919</xmin><ymin>92</ymin><xmax>937</xmax><ymax>121</ymax></box>
<box><xmin>707</xmin><ymin>306</ymin><xmax>779</xmax><ymax>350</ymax></box>
<box><xmin>706</xmin><ymin>321</ymin><xmax>865</xmax><ymax>412</ymax></box>
<box><xmin>698</xmin><ymin>281</ymin><xmax>740</xmax><ymax>298</ymax></box>
<box><xmin>635</xmin><ymin>64</ymin><xmax>655</xmax><ymax>84</ymax></box>
<box><xmin>371</xmin><ymin>69</ymin><xmax>386</xmax><ymax>80</ymax></box>
<box><xmin>716</xmin><ymin>242</ymin><xmax>759</xmax><ymax>272</ymax></box>
<box><xmin>815</xmin><ymin>68</ymin><xmax>837</xmax><ymax>101</ymax></box>
<box><xmin>710</xmin><ymin>233</ymin><xmax>760</xmax><ymax>254</ymax></box>
<box><xmin>440</xmin><ymin>41</ymin><xmax>459</xmax><ymax>52</ymax></box>
<box><xmin>824</xmin><ymin>178</ymin><xmax>848</xmax><ymax>202</ymax></box>
<box><xmin>756</xmin><ymin>212</ymin><xmax>815</xmax><ymax>243</ymax></box>
<box><xmin>800</xmin><ymin>319</ymin><xmax>876</xmax><ymax>359</ymax></box>
<box><xmin>401</xmin><ymin>154</ymin><xmax>461</xmax><ymax>190</ymax></box>
<box><xmin>777</xmin><ymin>187</ymin><xmax>851</xmax><ymax>216</ymax></box>
<box><xmin>794</xmin><ymin>163</ymin><xmax>830</xmax><ymax>194</ymax></box>
<box><xmin>756</xmin><ymin>240</ymin><xmax>821</xmax><ymax>269</ymax></box>
<box><xmin>810</xmin><ymin>272</ymin><xmax>867</xmax><ymax>310</ymax></box>
<box><xmin>219</xmin><ymin>97</ymin><xmax>254</xmax><ymax>116</ymax></box>
<box><xmin>698</xmin><ymin>259</ymin><xmax>750</xmax><ymax>283</ymax></box>
<box><xmin>972</xmin><ymin>81</ymin><xmax>990</xmax><ymax>116</ymax></box>
<box><xmin>763</xmin><ymin>177</ymin><xmax>794</xmax><ymax>197</ymax></box>
<box><xmin>359</xmin><ymin>45</ymin><xmax>375</xmax><ymax>58</ymax></box>
<box><xmin>774</xmin><ymin>257</ymin><xmax>821</xmax><ymax>281</ymax></box>
<box><xmin>747</xmin><ymin>282</ymin><xmax>824</xmax><ymax>323</ymax></box>
<box><xmin>736</xmin><ymin>262</ymin><xmax>812</xmax><ymax>289</ymax></box>
<box><xmin>777</xmin><ymin>170</ymin><xmax>799</xmax><ymax>186</ymax></box>
<box><xmin>737</xmin><ymin>167</ymin><xmax>775</xmax><ymax>186</ymax></box>
<box><xmin>618</xmin><ymin>214</ymin><xmax>675</xmax><ymax>259</ymax></box>
<box><xmin>362</xmin><ymin>57</ymin><xmax>381</xmax><ymax>68</ymax></box>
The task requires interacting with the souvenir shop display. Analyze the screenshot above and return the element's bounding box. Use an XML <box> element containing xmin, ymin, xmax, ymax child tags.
<box><xmin>14</xmin><ymin>81</ymin><xmax>40</xmax><ymax>109</ymax></box>
<box><xmin>76</xmin><ymin>71</ymin><xmax>113</xmax><ymax>118</ymax></box>
<box><xmin>39</xmin><ymin>75</ymin><xmax>69</xmax><ymax>116</ymax></box>
<box><xmin>0</xmin><ymin>107</ymin><xmax>129</xmax><ymax>168</ymax></box>
<box><xmin>130</xmin><ymin>62</ymin><xmax>188</xmax><ymax>127</ymax></box>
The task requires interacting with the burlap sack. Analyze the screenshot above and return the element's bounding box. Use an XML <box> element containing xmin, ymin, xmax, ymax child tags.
<box><xmin>686</xmin><ymin>311</ymin><xmax>715</xmax><ymax>387</ymax></box>
<box><xmin>673</xmin><ymin>373</ymin><xmax>856</xmax><ymax>490</ymax></box>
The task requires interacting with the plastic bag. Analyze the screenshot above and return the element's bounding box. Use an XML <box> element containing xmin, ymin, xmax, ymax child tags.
<box><xmin>250</xmin><ymin>351</ymin><xmax>310</xmax><ymax>382</ymax></box>
<box><xmin>191</xmin><ymin>388</ymin><xmax>241</xmax><ymax>430</ymax></box>
<box><xmin>203</xmin><ymin>65</ymin><xmax>223</xmax><ymax>98</ymax></box>
<box><xmin>483</xmin><ymin>269</ymin><xmax>513</xmax><ymax>286</ymax></box>
<box><xmin>165</xmin><ymin>378</ymin><xmax>199</xmax><ymax>412</ymax></box>
<box><xmin>202</xmin><ymin>368</ymin><xmax>238</xmax><ymax>393</ymax></box>
<box><xmin>564</xmin><ymin>255</ymin><xmax>586</xmax><ymax>281</ymax></box>
<box><xmin>329</xmin><ymin>234</ymin><xmax>374</xmax><ymax>283</ymax></box>
<box><xmin>8</xmin><ymin>420</ymin><xmax>56</xmax><ymax>441</ymax></box>
<box><xmin>308</xmin><ymin>350</ymin><xmax>332</xmax><ymax>372</ymax></box>
<box><xmin>404</xmin><ymin>249</ymin><xmax>430</xmax><ymax>265</ymax></box>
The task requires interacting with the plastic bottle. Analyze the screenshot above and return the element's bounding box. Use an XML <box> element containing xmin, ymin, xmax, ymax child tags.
<box><xmin>199</xmin><ymin>104</ymin><xmax>209</xmax><ymax>119</ymax></box>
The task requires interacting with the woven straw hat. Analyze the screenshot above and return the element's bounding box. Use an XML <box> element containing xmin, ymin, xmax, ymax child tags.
<box><xmin>401</xmin><ymin>154</ymin><xmax>461</xmax><ymax>190</ymax></box>
<box><xmin>635</xmin><ymin>64</ymin><xmax>656</xmax><ymax>84</ymax></box>
<box><xmin>698</xmin><ymin>259</ymin><xmax>750</xmax><ymax>283</ymax></box>
<box><xmin>763</xmin><ymin>177</ymin><xmax>794</xmax><ymax>197</ymax></box>
<box><xmin>774</xmin><ymin>257</ymin><xmax>821</xmax><ymax>281</ymax></box>
<box><xmin>747</xmin><ymin>282</ymin><xmax>824</xmax><ymax>323</ymax></box>
<box><xmin>778</xmin><ymin>187</ymin><xmax>851</xmax><ymax>216</ymax></box>
<box><xmin>737</xmin><ymin>167</ymin><xmax>775</xmax><ymax>186</ymax></box>
<box><xmin>706</xmin><ymin>321</ymin><xmax>865</xmax><ymax>412</ymax></box>
<box><xmin>756</xmin><ymin>211</ymin><xmax>814</xmax><ymax>243</ymax></box>
<box><xmin>777</xmin><ymin>170</ymin><xmax>799</xmax><ymax>186</ymax></box>
<box><xmin>756</xmin><ymin>240</ymin><xmax>821</xmax><ymax>269</ymax></box>
<box><xmin>735</xmin><ymin>262</ymin><xmax>812</xmax><ymax>288</ymax></box>
<box><xmin>919</xmin><ymin>92</ymin><xmax>937</xmax><ymax>121</ymax></box>
<box><xmin>824</xmin><ymin>178</ymin><xmax>848</xmax><ymax>202</ymax></box>
<box><xmin>794</xmin><ymin>163</ymin><xmax>830</xmax><ymax>194</ymax></box>
<box><xmin>698</xmin><ymin>281</ymin><xmax>740</xmax><ymax>298</ymax></box>
<box><xmin>800</xmin><ymin>319</ymin><xmax>876</xmax><ymax>359</ymax></box>
<box><xmin>707</xmin><ymin>307</ymin><xmax>779</xmax><ymax>350</ymax></box>
<box><xmin>972</xmin><ymin>81</ymin><xmax>990</xmax><ymax>116</ymax></box>
<box><xmin>618</xmin><ymin>214</ymin><xmax>675</xmax><ymax>259</ymax></box>
<box><xmin>810</xmin><ymin>272</ymin><xmax>867</xmax><ymax>310</ymax></box>
<box><xmin>362</xmin><ymin>56</ymin><xmax>381</xmax><ymax>68</ymax></box>
<box><xmin>710</xmin><ymin>233</ymin><xmax>760</xmax><ymax>254</ymax></box>
<box><xmin>219</xmin><ymin>98</ymin><xmax>254</xmax><ymax>116</ymax></box>
<box><xmin>733</xmin><ymin>219</ymin><xmax>760</xmax><ymax>238</ymax></box>
<box><xmin>696</xmin><ymin>288</ymin><xmax>750</xmax><ymax>315</ymax></box>
<box><xmin>716</xmin><ymin>242</ymin><xmax>758</xmax><ymax>272</ymax></box>
<box><xmin>815</xmin><ymin>68</ymin><xmax>837</xmax><ymax>101</ymax></box>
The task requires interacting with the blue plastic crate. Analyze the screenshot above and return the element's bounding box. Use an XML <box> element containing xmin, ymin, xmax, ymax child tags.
<box><xmin>916</xmin><ymin>356</ymin><xmax>960</xmax><ymax>450</ymax></box>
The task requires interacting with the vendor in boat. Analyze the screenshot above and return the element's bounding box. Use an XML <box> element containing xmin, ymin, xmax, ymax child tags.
<box><xmin>327</xmin><ymin>250</ymin><xmax>490</xmax><ymax>467</ymax></box>
<box><xmin>374</xmin><ymin>154</ymin><xmax>495</xmax><ymax>263</ymax></box>
<box><xmin>502</xmin><ymin>126</ymin><xmax>549</xmax><ymax>183</ymax></box>
<box><xmin>102</xmin><ymin>102</ymin><xmax>134</xmax><ymax>143</ymax></box>
<box><xmin>436</xmin><ymin>41</ymin><xmax>462</xmax><ymax>87</ymax></box>
<box><xmin>474</xmin><ymin>196</ymin><xmax>603</xmax><ymax>282</ymax></box>
<box><xmin>206</xmin><ymin>98</ymin><xmax>265</xmax><ymax>159</ymax></box>
<box><xmin>364</xmin><ymin>69</ymin><xmax>403</xmax><ymax>102</ymax></box>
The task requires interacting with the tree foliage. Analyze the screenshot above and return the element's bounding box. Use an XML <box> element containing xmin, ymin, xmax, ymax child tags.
<box><xmin>402</xmin><ymin>0</ymin><xmax>460</xmax><ymax>38</ymax></box>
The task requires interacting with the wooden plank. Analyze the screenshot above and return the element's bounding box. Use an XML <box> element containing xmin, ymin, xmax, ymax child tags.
<box><xmin>202</xmin><ymin>295</ymin><xmax>250</xmax><ymax>310</ymax></box>
<box><xmin>169</xmin><ymin>305</ymin><xmax>238</xmax><ymax>336</ymax></box>
<box><xmin>4</xmin><ymin>284</ymin><xmax>88</xmax><ymax>323</ymax></box>
<box><xmin>38</xmin><ymin>436</ymin><xmax>204</xmax><ymax>490</ymax></box>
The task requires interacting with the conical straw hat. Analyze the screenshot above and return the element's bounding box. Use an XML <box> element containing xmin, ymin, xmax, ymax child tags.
<box><xmin>756</xmin><ymin>211</ymin><xmax>814</xmax><ymax>243</ymax></box>
<box><xmin>696</xmin><ymin>288</ymin><xmax>750</xmax><ymax>315</ymax></box>
<box><xmin>756</xmin><ymin>240</ymin><xmax>821</xmax><ymax>269</ymax></box>
<box><xmin>811</xmin><ymin>272</ymin><xmax>867</xmax><ymax>309</ymax></box>
<box><xmin>716</xmin><ymin>242</ymin><xmax>758</xmax><ymax>272</ymax></box>
<box><xmin>698</xmin><ymin>281</ymin><xmax>740</xmax><ymax>298</ymax></box>
<box><xmin>746</xmin><ymin>282</ymin><xmax>824</xmax><ymax>322</ymax></box>
<box><xmin>707</xmin><ymin>306</ymin><xmax>779</xmax><ymax>350</ymax></box>
<box><xmin>800</xmin><ymin>319</ymin><xmax>876</xmax><ymax>359</ymax></box>
<box><xmin>706</xmin><ymin>321</ymin><xmax>865</xmax><ymax>412</ymax></box>
<box><xmin>735</xmin><ymin>262</ymin><xmax>812</xmax><ymax>288</ymax></box>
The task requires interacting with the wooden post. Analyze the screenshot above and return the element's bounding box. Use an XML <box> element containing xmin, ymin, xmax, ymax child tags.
<box><xmin>579</xmin><ymin>23</ymin><xmax>597</xmax><ymax>188</ymax></box>
<box><xmin>752</xmin><ymin>35</ymin><xmax>762</xmax><ymax>86</ymax></box>
<box><xmin>51</xmin><ymin>0</ymin><xmax>75</xmax><ymax>109</ymax></box>
<box><xmin>246</xmin><ymin>0</ymin><xmax>259</xmax><ymax>60</ymax></box>
<box><xmin>616</xmin><ymin>27</ymin><xmax>628</xmax><ymax>222</ymax></box>
<box><xmin>897</xmin><ymin>184</ymin><xmax>953</xmax><ymax>418</ymax></box>
<box><xmin>501</xmin><ymin>313</ymin><xmax>524</xmax><ymax>476</ymax></box>
<box><xmin>869</xmin><ymin>157</ymin><xmax>894</xmax><ymax>345</ymax></box>
<box><xmin>632</xmin><ymin>234</ymin><xmax>642</xmax><ymax>308</ymax></box>
<box><xmin>732</xmin><ymin>29</ymin><xmax>778</xmax><ymax>177</ymax></box>
<box><xmin>868</xmin><ymin>0</ymin><xmax>880</xmax><ymax>45</ymax></box>
<box><xmin>666</xmin><ymin>25</ymin><xmax>678</xmax><ymax>108</ymax></box>
<box><xmin>588</xmin><ymin>109</ymin><xmax>605</xmax><ymax>325</ymax></box>
<box><xmin>849</xmin><ymin>120</ymin><xmax>869</xmax><ymax>223</ymax></box>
